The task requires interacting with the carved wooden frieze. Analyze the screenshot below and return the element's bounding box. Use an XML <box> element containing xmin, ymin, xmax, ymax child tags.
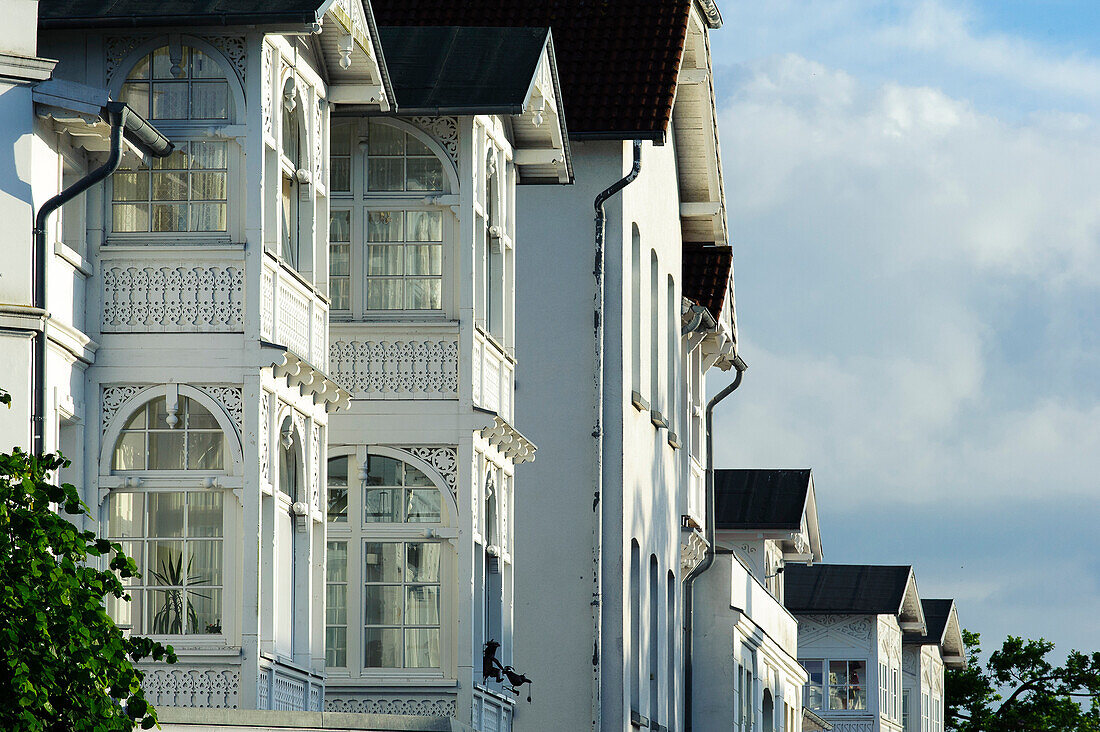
<box><xmin>102</xmin><ymin>264</ymin><xmax>244</xmax><ymax>332</ymax></box>
<box><xmin>329</xmin><ymin>338</ymin><xmax>459</xmax><ymax>399</ymax></box>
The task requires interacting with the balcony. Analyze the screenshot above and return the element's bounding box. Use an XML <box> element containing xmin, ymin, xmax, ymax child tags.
<box><xmin>260</xmin><ymin>253</ymin><xmax>328</xmax><ymax>369</ymax></box>
<box><xmin>473</xmin><ymin>329</ymin><xmax>514</xmax><ymax>421</ymax></box>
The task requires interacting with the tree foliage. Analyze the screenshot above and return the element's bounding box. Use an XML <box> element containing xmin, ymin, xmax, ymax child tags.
<box><xmin>0</xmin><ymin>448</ymin><xmax>175</xmax><ymax>731</ymax></box>
<box><xmin>947</xmin><ymin>629</ymin><xmax>1100</xmax><ymax>731</ymax></box>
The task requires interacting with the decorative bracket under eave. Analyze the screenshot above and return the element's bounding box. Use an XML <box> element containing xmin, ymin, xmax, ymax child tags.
<box><xmin>270</xmin><ymin>351</ymin><xmax>351</xmax><ymax>412</ymax></box>
<box><xmin>479</xmin><ymin>415</ymin><xmax>537</xmax><ymax>464</ymax></box>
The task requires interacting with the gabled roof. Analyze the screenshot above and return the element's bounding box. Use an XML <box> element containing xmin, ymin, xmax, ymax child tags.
<box><xmin>905</xmin><ymin>599</ymin><xmax>967</xmax><ymax>669</ymax></box>
<box><xmin>785</xmin><ymin>564</ymin><xmax>926</xmax><ymax>633</ymax></box>
<box><xmin>369</xmin><ymin>0</ymin><xmax>693</xmax><ymax>140</ymax></box>
<box><xmin>38</xmin><ymin>0</ymin><xmax>327</xmax><ymax>27</ymax></box>
<box><xmin>715</xmin><ymin>469</ymin><xmax>811</xmax><ymax>530</ymax></box>
<box><xmin>683</xmin><ymin>244</ymin><xmax>732</xmax><ymax>320</ymax></box>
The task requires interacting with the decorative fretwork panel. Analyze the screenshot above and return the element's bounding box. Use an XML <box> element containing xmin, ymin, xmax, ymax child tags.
<box><xmin>407</xmin><ymin>116</ymin><xmax>459</xmax><ymax>169</ymax></box>
<box><xmin>395</xmin><ymin>446</ymin><xmax>457</xmax><ymax>501</ymax></box>
<box><xmin>330</xmin><ymin>337</ymin><xmax>459</xmax><ymax>399</ymax></box>
<box><xmin>102</xmin><ymin>264</ymin><xmax>244</xmax><ymax>332</ymax></box>
<box><xmin>141</xmin><ymin>665</ymin><xmax>240</xmax><ymax>709</ymax></box>
<box><xmin>325</xmin><ymin>694</ymin><xmax>457</xmax><ymax>717</ymax></box>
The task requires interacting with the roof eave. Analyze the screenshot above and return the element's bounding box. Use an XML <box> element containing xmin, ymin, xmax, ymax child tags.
<box><xmin>39</xmin><ymin>13</ymin><xmax>319</xmax><ymax>30</ymax></box>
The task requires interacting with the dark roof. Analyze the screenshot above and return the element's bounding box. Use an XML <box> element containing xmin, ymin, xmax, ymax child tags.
<box><xmin>785</xmin><ymin>564</ymin><xmax>914</xmax><ymax>615</ymax></box>
<box><xmin>378</xmin><ymin>26</ymin><xmax>550</xmax><ymax>115</ymax></box>
<box><xmin>906</xmin><ymin>599</ymin><xmax>954</xmax><ymax>645</ymax></box>
<box><xmin>39</xmin><ymin>0</ymin><xmax>325</xmax><ymax>27</ymax></box>
<box><xmin>683</xmin><ymin>243</ymin><xmax>732</xmax><ymax>318</ymax></box>
<box><xmin>369</xmin><ymin>0</ymin><xmax>692</xmax><ymax>139</ymax></box>
<box><xmin>715</xmin><ymin>469</ymin><xmax>811</xmax><ymax>530</ymax></box>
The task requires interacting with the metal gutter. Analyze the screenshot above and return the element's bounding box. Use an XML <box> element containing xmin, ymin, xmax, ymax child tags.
<box><xmin>30</xmin><ymin>102</ymin><xmax>172</xmax><ymax>454</ymax></box>
<box><xmin>591</xmin><ymin>139</ymin><xmax>643</xmax><ymax>732</ymax></box>
<box><xmin>683</xmin><ymin>353</ymin><xmax>747</xmax><ymax>731</ymax></box>
<box><xmin>571</xmin><ymin>129</ymin><xmax>665</xmax><ymax>143</ymax></box>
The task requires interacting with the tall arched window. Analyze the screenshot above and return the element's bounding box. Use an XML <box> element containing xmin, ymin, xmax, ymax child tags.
<box><xmin>631</xmin><ymin>224</ymin><xmax>642</xmax><ymax>401</ymax></box>
<box><xmin>328</xmin><ymin>119</ymin><xmax>453</xmax><ymax>316</ymax></box>
<box><xmin>650</xmin><ymin>251</ymin><xmax>662</xmax><ymax>419</ymax></box>
<box><xmin>667</xmin><ymin>274</ymin><xmax>678</xmax><ymax>440</ymax></box>
<box><xmin>324</xmin><ymin>450</ymin><xmax>452</xmax><ymax>675</ymax></box>
<box><xmin>105</xmin><ymin>394</ymin><xmax>232</xmax><ymax>636</ymax></box>
<box><xmin>280</xmin><ymin>79</ymin><xmax>305</xmax><ymax>271</ymax></box>
<box><xmin>113</xmin><ymin>43</ymin><xmax>234</xmax><ymax>235</ymax></box>
<box><xmin>630</xmin><ymin>540</ymin><xmax>641</xmax><ymax>715</ymax></box>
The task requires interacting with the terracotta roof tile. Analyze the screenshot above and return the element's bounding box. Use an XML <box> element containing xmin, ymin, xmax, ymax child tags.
<box><xmin>682</xmin><ymin>243</ymin><xmax>732</xmax><ymax>318</ymax></box>
<box><xmin>369</xmin><ymin>0</ymin><xmax>692</xmax><ymax>139</ymax></box>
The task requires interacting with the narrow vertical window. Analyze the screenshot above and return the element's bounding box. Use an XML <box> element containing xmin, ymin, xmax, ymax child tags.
<box><xmin>630</xmin><ymin>540</ymin><xmax>641</xmax><ymax>715</ymax></box>
<box><xmin>666</xmin><ymin>571</ymin><xmax>676</xmax><ymax>728</ymax></box>
<box><xmin>650</xmin><ymin>251</ymin><xmax>661</xmax><ymax>417</ymax></box>
<box><xmin>326</xmin><ymin>540</ymin><xmax>348</xmax><ymax>666</ymax></box>
<box><xmin>666</xmin><ymin>274</ymin><xmax>677</xmax><ymax>439</ymax></box>
<box><xmin>631</xmin><ymin>225</ymin><xmax>642</xmax><ymax>399</ymax></box>
<box><xmin>648</xmin><ymin>556</ymin><xmax>659</xmax><ymax>722</ymax></box>
<box><xmin>329</xmin><ymin>210</ymin><xmax>351</xmax><ymax>311</ymax></box>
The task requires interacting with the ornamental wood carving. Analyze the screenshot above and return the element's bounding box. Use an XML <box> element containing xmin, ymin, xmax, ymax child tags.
<box><xmin>325</xmin><ymin>695</ymin><xmax>457</xmax><ymax>717</ymax></box>
<box><xmin>141</xmin><ymin>666</ymin><xmax>240</xmax><ymax>709</ymax></box>
<box><xmin>102</xmin><ymin>264</ymin><xmax>244</xmax><ymax>332</ymax></box>
<box><xmin>329</xmin><ymin>338</ymin><xmax>459</xmax><ymax>398</ymax></box>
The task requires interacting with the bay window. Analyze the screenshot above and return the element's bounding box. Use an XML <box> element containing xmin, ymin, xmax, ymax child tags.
<box><xmin>112</xmin><ymin>42</ymin><xmax>236</xmax><ymax>237</ymax></box>
<box><xmin>105</xmin><ymin>393</ymin><xmax>232</xmax><ymax>637</ymax></box>
<box><xmin>325</xmin><ymin>450</ymin><xmax>452</xmax><ymax>676</ymax></box>
<box><xmin>327</xmin><ymin>118</ymin><xmax>452</xmax><ymax>317</ymax></box>
<box><xmin>801</xmin><ymin>659</ymin><xmax>867</xmax><ymax>710</ymax></box>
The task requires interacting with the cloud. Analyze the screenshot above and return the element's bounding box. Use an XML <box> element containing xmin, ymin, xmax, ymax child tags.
<box><xmin>713</xmin><ymin>53</ymin><xmax>1100</xmax><ymax>510</ymax></box>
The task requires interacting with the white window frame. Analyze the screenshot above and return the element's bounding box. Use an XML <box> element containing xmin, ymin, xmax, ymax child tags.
<box><xmin>106</xmin><ymin>38</ymin><xmax>243</xmax><ymax>245</ymax></box>
<box><xmin>324</xmin><ymin>447</ymin><xmax>456</xmax><ymax>680</ymax></box>
<box><xmin>802</xmin><ymin>658</ymin><xmax>869</xmax><ymax>712</ymax></box>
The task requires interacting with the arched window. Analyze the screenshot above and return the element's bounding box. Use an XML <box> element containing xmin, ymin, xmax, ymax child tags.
<box><xmin>105</xmin><ymin>393</ymin><xmax>231</xmax><ymax>636</ymax></box>
<box><xmin>328</xmin><ymin>119</ymin><xmax>452</xmax><ymax>315</ymax></box>
<box><xmin>278</xmin><ymin>416</ymin><xmax>302</xmax><ymax>501</ymax></box>
<box><xmin>324</xmin><ymin>450</ymin><xmax>451</xmax><ymax>674</ymax></box>
<box><xmin>112</xmin><ymin>43</ymin><xmax>234</xmax><ymax>235</ymax></box>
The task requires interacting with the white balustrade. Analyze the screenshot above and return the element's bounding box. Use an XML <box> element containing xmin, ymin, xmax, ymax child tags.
<box><xmin>329</xmin><ymin>322</ymin><xmax>459</xmax><ymax>399</ymax></box>
<box><xmin>262</xmin><ymin>254</ymin><xmax>328</xmax><ymax>369</ymax></box>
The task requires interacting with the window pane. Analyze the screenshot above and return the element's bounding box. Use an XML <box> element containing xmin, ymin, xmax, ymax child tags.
<box><xmin>124</xmin><ymin>405</ymin><xmax>148</xmax><ymax>429</ymax></box>
<box><xmin>806</xmin><ymin>685</ymin><xmax>823</xmax><ymax>710</ymax></box>
<box><xmin>363</xmin><ymin>542</ymin><xmax>402</xmax><ymax>582</ymax></box>
<box><xmin>406</xmin><ymin>135</ymin><xmax>433</xmax><ymax>156</ymax></box>
<box><xmin>151</xmin><ymin>203</ymin><xmax>188</xmax><ymax>232</ymax></box>
<box><xmin>148</xmin><ymin>540</ymin><xmax>185</xmax><ymax>584</ymax></box>
<box><xmin>405</xmin><ymin>586</ymin><xmax>439</xmax><ymax>625</ymax></box>
<box><xmin>406</xmin><ymin>542</ymin><xmax>440</xmax><ymax>582</ymax></box>
<box><xmin>404</xmin><ymin>465</ymin><xmax>433</xmax><ymax>487</ymax></box>
<box><xmin>327</xmin><ymin>542</ymin><xmax>348</xmax><ymax>581</ymax></box>
<box><xmin>330</xmin><ymin>243</ymin><xmax>350</xmax><ymax>276</ymax></box>
<box><xmin>330</xmin><ymin>210</ymin><xmax>351</xmax><ymax>242</ymax></box>
<box><xmin>191</xmin><ymin>172</ymin><xmax>227</xmax><ymax>201</ymax></box>
<box><xmin>127</xmin><ymin>54</ymin><xmax>151</xmax><ymax>80</ymax></box>
<box><xmin>148</xmin><ymin>588</ymin><xmax>188</xmax><ymax>634</ymax></box>
<box><xmin>331</xmin><ymin>158</ymin><xmax>351</xmax><ymax>192</ymax></box>
<box><xmin>367</xmin><ymin>245</ymin><xmax>402</xmax><ymax>276</ymax></box>
<box><xmin>147</xmin><ymin>398</ymin><xmax>173</xmax><ymax>428</ymax></box>
<box><xmin>112</xmin><ymin>432</ymin><xmax>146</xmax><ymax>470</ymax></box>
<box><xmin>803</xmin><ymin>660</ymin><xmax>823</xmax><ymax>684</ymax></box>
<box><xmin>152</xmin><ymin>170</ymin><xmax>189</xmax><ymax>200</ymax></box>
<box><xmin>406</xmin><ymin>157</ymin><xmax>443</xmax><ymax>191</ymax></box>
<box><xmin>151</xmin><ymin>82</ymin><xmax>188</xmax><ymax>119</ymax></box>
<box><xmin>326</xmin><ymin>627</ymin><xmax>347</xmax><ymax>667</ymax></box>
<box><xmin>187</xmin><ymin>540</ymin><xmax>223</xmax><ymax>586</ymax></box>
<box><xmin>363</xmin><ymin>627</ymin><xmax>402</xmax><ymax>668</ymax></box>
<box><xmin>113</xmin><ymin>171</ymin><xmax>149</xmax><ymax>201</ymax></box>
<box><xmin>108</xmin><ymin>493</ymin><xmax>144</xmax><ymax>537</ymax></box>
<box><xmin>829</xmin><ymin>660</ymin><xmax>848</xmax><ymax>686</ymax></box>
<box><xmin>405</xmin><ymin>245</ymin><xmax>442</xmax><ymax>276</ymax></box>
<box><xmin>366</xmin><ymin>280</ymin><xmax>403</xmax><ymax>310</ymax></box>
<box><xmin>367</xmin><ymin>210</ymin><xmax>403</xmax><ymax>241</ymax></box>
<box><xmin>368</xmin><ymin>158</ymin><xmax>404</xmax><ymax>191</ymax></box>
<box><xmin>191</xmin><ymin>81</ymin><xmax>229</xmax><ymax>119</ymax></box>
<box><xmin>113</xmin><ymin>203</ymin><xmax>149</xmax><ymax>232</ymax></box>
<box><xmin>188</xmin><ymin>588</ymin><xmax>221</xmax><ymax>633</ymax></box>
<box><xmin>850</xmin><ymin>685</ymin><xmax>867</xmax><ymax>710</ymax></box>
<box><xmin>331</xmin><ymin>123</ymin><xmax>353</xmax><ymax>155</ymax></box>
<box><xmin>405</xmin><ymin>279</ymin><xmax>441</xmax><ymax>310</ymax></box>
<box><xmin>330</xmin><ymin>280</ymin><xmax>349</xmax><ymax>311</ymax></box>
<box><xmin>152</xmin><ymin>47</ymin><xmax>187</xmax><ymax>79</ymax></box>
<box><xmin>406</xmin><ymin>210</ymin><xmax>442</xmax><ymax>241</ymax></box>
<box><xmin>190</xmin><ymin>49</ymin><xmax>223</xmax><ymax>79</ymax></box>
<box><xmin>147</xmin><ymin>493</ymin><xmax>185</xmax><ymax>537</ymax></box>
<box><xmin>108</xmin><ymin>589</ymin><xmax>141</xmax><ymax>630</ymax></box>
<box><xmin>152</xmin><ymin>146</ymin><xmax>189</xmax><ymax>170</ymax></box>
<box><xmin>326</xmin><ymin>584</ymin><xmax>348</xmax><ymax>624</ymax></box>
<box><xmin>191</xmin><ymin>141</ymin><xmax>227</xmax><ymax>169</ymax></box>
<box><xmin>405</xmin><ymin>628</ymin><xmax>440</xmax><ymax>668</ymax></box>
<box><xmin>185</xmin><ymin>399</ymin><xmax>219</xmax><ymax>428</ymax></box>
<box><xmin>187</xmin><ymin>491</ymin><xmax>223</xmax><ymax>537</ymax></box>
<box><xmin>364</xmin><ymin>488</ymin><xmax>401</xmax><ymax>523</ymax></box>
<box><xmin>405</xmin><ymin>488</ymin><xmax>441</xmax><ymax>523</ymax></box>
<box><xmin>149</xmin><ymin>431</ymin><xmax>186</xmax><ymax>469</ymax></box>
<box><xmin>364</xmin><ymin>585</ymin><xmax>403</xmax><ymax>624</ymax></box>
<box><xmin>368</xmin><ymin>121</ymin><xmax>404</xmax><ymax>155</ymax></box>
<box><xmin>190</xmin><ymin>203</ymin><xmax>227</xmax><ymax>232</ymax></box>
<box><xmin>328</xmin><ymin>457</ymin><xmax>349</xmax><ymax>521</ymax></box>
<box><xmin>120</xmin><ymin>82</ymin><xmax>150</xmax><ymax>119</ymax></box>
<box><xmin>829</xmin><ymin>686</ymin><xmax>847</xmax><ymax>710</ymax></box>
<box><xmin>367</xmin><ymin>455</ymin><xmax>402</xmax><ymax>485</ymax></box>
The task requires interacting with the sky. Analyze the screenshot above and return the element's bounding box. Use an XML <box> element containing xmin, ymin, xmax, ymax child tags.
<box><xmin>708</xmin><ymin>0</ymin><xmax>1100</xmax><ymax>656</ymax></box>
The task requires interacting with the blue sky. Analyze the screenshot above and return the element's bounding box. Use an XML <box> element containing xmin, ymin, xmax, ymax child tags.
<box><xmin>709</xmin><ymin>0</ymin><xmax>1100</xmax><ymax>655</ymax></box>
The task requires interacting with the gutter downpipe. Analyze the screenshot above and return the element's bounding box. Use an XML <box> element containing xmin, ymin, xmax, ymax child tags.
<box><xmin>591</xmin><ymin>139</ymin><xmax>643</xmax><ymax>732</ymax></box>
<box><xmin>31</xmin><ymin>102</ymin><xmax>172</xmax><ymax>454</ymax></box>
<box><xmin>684</xmin><ymin>353</ymin><xmax>748</xmax><ymax>731</ymax></box>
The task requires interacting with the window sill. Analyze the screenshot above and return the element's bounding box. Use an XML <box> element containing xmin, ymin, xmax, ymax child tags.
<box><xmin>54</xmin><ymin>241</ymin><xmax>92</xmax><ymax>277</ymax></box>
<box><xmin>667</xmin><ymin>431</ymin><xmax>681</xmax><ymax>450</ymax></box>
<box><xmin>630</xmin><ymin>710</ymin><xmax>649</xmax><ymax>728</ymax></box>
<box><xmin>104</xmin><ymin>238</ymin><xmax>239</xmax><ymax>249</ymax></box>
<box><xmin>650</xmin><ymin>410</ymin><xmax>668</xmax><ymax>429</ymax></box>
<box><xmin>631</xmin><ymin>391</ymin><xmax>650</xmax><ymax>412</ymax></box>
